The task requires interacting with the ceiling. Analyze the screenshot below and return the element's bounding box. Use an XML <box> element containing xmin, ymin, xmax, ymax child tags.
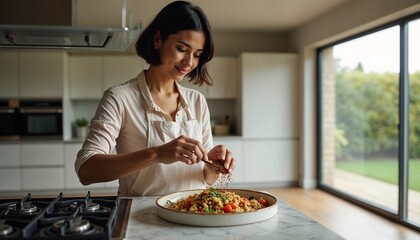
<box><xmin>76</xmin><ymin>0</ymin><xmax>350</xmax><ymax>33</ymax></box>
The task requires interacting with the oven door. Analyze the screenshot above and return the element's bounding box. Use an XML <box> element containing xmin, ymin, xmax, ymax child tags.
<box><xmin>19</xmin><ymin>108</ymin><xmax>63</xmax><ymax>137</ymax></box>
<box><xmin>0</xmin><ymin>107</ymin><xmax>20</xmax><ymax>139</ymax></box>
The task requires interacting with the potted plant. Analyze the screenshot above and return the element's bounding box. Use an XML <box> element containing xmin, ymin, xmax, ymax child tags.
<box><xmin>75</xmin><ymin>117</ymin><xmax>89</xmax><ymax>139</ymax></box>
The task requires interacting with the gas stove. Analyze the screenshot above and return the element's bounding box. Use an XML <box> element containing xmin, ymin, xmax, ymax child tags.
<box><xmin>0</xmin><ymin>192</ymin><xmax>131</xmax><ymax>239</ymax></box>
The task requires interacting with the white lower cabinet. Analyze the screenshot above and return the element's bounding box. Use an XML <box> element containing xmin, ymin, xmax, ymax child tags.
<box><xmin>0</xmin><ymin>168</ymin><xmax>21</xmax><ymax>191</ymax></box>
<box><xmin>64</xmin><ymin>143</ymin><xmax>105</xmax><ymax>189</ymax></box>
<box><xmin>64</xmin><ymin>143</ymin><xmax>118</xmax><ymax>189</ymax></box>
<box><xmin>16</xmin><ymin>143</ymin><xmax>66</xmax><ymax>191</ymax></box>
<box><xmin>0</xmin><ymin>143</ymin><xmax>22</xmax><ymax>191</ymax></box>
<box><xmin>242</xmin><ymin>140</ymin><xmax>298</xmax><ymax>183</ymax></box>
<box><xmin>21</xmin><ymin>143</ymin><xmax>64</xmax><ymax>166</ymax></box>
<box><xmin>22</xmin><ymin>167</ymin><xmax>64</xmax><ymax>190</ymax></box>
<box><xmin>211</xmin><ymin>138</ymin><xmax>298</xmax><ymax>185</ymax></box>
<box><xmin>0</xmin><ymin>144</ymin><xmax>20</xmax><ymax>167</ymax></box>
<box><xmin>104</xmin><ymin>180</ymin><xmax>119</xmax><ymax>188</ymax></box>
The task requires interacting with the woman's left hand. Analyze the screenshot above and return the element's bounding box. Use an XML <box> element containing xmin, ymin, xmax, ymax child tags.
<box><xmin>207</xmin><ymin>145</ymin><xmax>236</xmax><ymax>173</ymax></box>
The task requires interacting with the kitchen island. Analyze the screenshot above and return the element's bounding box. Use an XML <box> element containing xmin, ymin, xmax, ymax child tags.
<box><xmin>126</xmin><ymin>195</ymin><xmax>343</xmax><ymax>240</ymax></box>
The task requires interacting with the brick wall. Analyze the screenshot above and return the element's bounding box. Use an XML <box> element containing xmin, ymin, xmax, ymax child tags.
<box><xmin>321</xmin><ymin>47</ymin><xmax>336</xmax><ymax>185</ymax></box>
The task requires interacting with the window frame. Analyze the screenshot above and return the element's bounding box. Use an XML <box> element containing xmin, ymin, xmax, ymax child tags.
<box><xmin>316</xmin><ymin>11</ymin><xmax>420</xmax><ymax>232</ymax></box>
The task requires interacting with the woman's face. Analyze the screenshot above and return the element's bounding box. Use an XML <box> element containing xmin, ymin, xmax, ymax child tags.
<box><xmin>155</xmin><ymin>30</ymin><xmax>205</xmax><ymax>81</ymax></box>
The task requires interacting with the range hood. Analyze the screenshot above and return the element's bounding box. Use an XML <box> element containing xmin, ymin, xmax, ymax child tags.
<box><xmin>0</xmin><ymin>0</ymin><xmax>141</xmax><ymax>51</ymax></box>
<box><xmin>0</xmin><ymin>24</ymin><xmax>141</xmax><ymax>51</ymax></box>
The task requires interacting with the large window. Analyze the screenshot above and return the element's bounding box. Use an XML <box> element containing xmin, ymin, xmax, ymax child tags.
<box><xmin>318</xmin><ymin>14</ymin><xmax>420</xmax><ymax>231</ymax></box>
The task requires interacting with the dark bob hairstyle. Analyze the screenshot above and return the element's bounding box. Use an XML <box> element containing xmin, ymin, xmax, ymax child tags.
<box><xmin>136</xmin><ymin>1</ymin><xmax>214</xmax><ymax>86</ymax></box>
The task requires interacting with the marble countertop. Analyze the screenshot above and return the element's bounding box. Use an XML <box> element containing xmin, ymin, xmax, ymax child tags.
<box><xmin>126</xmin><ymin>196</ymin><xmax>344</xmax><ymax>240</ymax></box>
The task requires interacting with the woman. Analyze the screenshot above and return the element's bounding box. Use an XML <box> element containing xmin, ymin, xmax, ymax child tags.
<box><xmin>75</xmin><ymin>1</ymin><xmax>236</xmax><ymax>196</ymax></box>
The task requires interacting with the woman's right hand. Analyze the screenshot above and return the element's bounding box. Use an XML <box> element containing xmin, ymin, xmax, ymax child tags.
<box><xmin>154</xmin><ymin>135</ymin><xmax>208</xmax><ymax>165</ymax></box>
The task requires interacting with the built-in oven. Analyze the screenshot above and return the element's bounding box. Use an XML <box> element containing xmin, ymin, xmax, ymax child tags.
<box><xmin>0</xmin><ymin>99</ymin><xmax>20</xmax><ymax>140</ymax></box>
<box><xmin>19</xmin><ymin>99</ymin><xmax>63</xmax><ymax>139</ymax></box>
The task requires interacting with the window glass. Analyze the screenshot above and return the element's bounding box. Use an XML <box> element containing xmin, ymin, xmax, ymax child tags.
<box><xmin>321</xmin><ymin>26</ymin><xmax>400</xmax><ymax>212</ymax></box>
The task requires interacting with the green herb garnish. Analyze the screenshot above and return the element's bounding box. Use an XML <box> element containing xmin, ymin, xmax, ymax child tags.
<box><xmin>204</xmin><ymin>207</ymin><xmax>215</xmax><ymax>214</ymax></box>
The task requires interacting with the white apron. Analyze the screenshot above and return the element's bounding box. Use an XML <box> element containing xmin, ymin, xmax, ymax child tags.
<box><xmin>125</xmin><ymin>86</ymin><xmax>206</xmax><ymax>196</ymax></box>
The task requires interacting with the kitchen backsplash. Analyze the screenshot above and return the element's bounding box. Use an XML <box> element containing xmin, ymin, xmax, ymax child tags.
<box><xmin>72</xmin><ymin>99</ymin><xmax>238</xmax><ymax>137</ymax></box>
<box><xmin>72</xmin><ymin>99</ymin><xmax>100</xmax><ymax>123</ymax></box>
<box><xmin>207</xmin><ymin>99</ymin><xmax>237</xmax><ymax>135</ymax></box>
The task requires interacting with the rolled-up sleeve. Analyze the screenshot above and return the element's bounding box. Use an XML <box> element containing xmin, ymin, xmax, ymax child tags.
<box><xmin>199</xmin><ymin>94</ymin><xmax>213</xmax><ymax>151</ymax></box>
<box><xmin>75</xmin><ymin>88</ymin><xmax>124</xmax><ymax>177</ymax></box>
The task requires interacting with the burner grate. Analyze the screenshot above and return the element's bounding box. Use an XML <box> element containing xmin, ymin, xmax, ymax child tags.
<box><xmin>0</xmin><ymin>191</ymin><xmax>122</xmax><ymax>239</ymax></box>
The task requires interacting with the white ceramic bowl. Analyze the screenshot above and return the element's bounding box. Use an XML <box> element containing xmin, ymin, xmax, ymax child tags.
<box><xmin>156</xmin><ymin>189</ymin><xmax>278</xmax><ymax>226</ymax></box>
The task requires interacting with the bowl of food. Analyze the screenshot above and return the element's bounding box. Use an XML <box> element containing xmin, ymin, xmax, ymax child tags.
<box><xmin>155</xmin><ymin>188</ymin><xmax>278</xmax><ymax>226</ymax></box>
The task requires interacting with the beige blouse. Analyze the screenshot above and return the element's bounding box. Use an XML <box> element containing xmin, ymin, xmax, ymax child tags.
<box><xmin>75</xmin><ymin>71</ymin><xmax>213</xmax><ymax>196</ymax></box>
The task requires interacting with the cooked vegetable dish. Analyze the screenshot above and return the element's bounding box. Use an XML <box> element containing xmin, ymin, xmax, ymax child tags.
<box><xmin>166</xmin><ymin>188</ymin><xmax>269</xmax><ymax>214</ymax></box>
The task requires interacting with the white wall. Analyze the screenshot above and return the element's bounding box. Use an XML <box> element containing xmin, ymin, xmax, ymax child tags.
<box><xmin>123</xmin><ymin>31</ymin><xmax>290</xmax><ymax>56</ymax></box>
<box><xmin>290</xmin><ymin>0</ymin><xmax>420</xmax><ymax>188</ymax></box>
<box><xmin>290</xmin><ymin>0</ymin><xmax>420</xmax><ymax>50</ymax></box>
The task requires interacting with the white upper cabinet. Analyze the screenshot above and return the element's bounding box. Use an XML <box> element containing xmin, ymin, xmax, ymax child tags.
<box><xmin>180</xmin><ymin>56</ymin><xmax>238</xmax><ymax>99</ymax></box>
<box><xmin>179</xmin><ymin>77</ymin><xmax>206</xmax><ymax>95</ymax></box>
<box><xmin>0</xmin><ymin>50</ymin><xmax>65</xmax><ymax>98</ymax></box>
<box><xmin>69</xmin><ymin>56</ymin><xmax>103</xmax><ymax>99</ymax></box>
<box><xmin>19</xmin><ymin>51</ymin><xmax>65</xmax><ymax>98</ymax></box>
<box><xmin>103</xmin><ymin>55</ymin><xmax>144</xmax><ymax>90</ymax></box>
<box><xmin>207</xmin><ymin>57</ymin><xmax>237</xmax><ymax>99</ymax></box>
<box><xmin>69</xmin><ymin>55</ymin><xmax>144</xmax><ymax>99</ymax></box>
<box><xmin>0</xmin><ymin>51</ymin><xmax>19</xmax><ymax>98</ymax></box>
<box><xmin>239</xmin><ymin>53</ymin><xmax>298</xmax><ymax>138</ymax></box>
